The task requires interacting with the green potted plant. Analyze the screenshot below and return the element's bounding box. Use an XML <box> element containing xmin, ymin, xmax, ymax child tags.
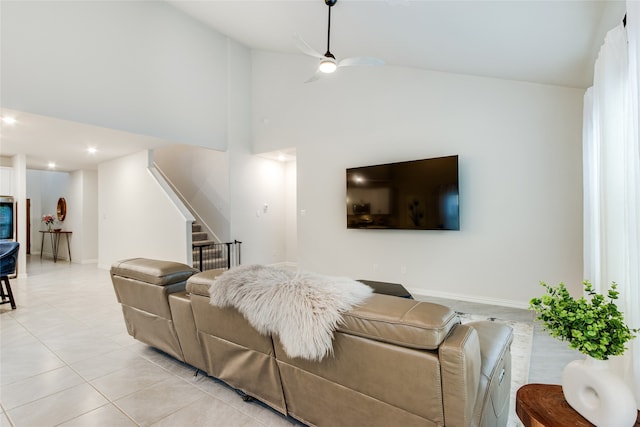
<box><xmin>529</xmin><ymin>280</ymin><xmax>638</xmax><ymax>427</ymax></box>
<box><xmin>529</xmin><ymin>280</ymin><xmax>637</xmax><ymax>360</ymax></box>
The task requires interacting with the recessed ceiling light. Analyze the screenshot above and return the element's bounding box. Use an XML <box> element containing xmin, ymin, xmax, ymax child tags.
<box><xmin>1</xmin><ymin>116</ymin><xmax>16</xmax><ymax>125</ymax></box>
<box><xmin>87</xmin><ymin>147</ymin><xmax>97</xmax><ymax>154</ymax></box>
<box><xmin>48</xmin><ymin>162</ymin><xmax>56</xmax><ymax>169</ymax></box>
<box><xmin>277</xmin><ymin>154</ymin><xmax>286</xmax><ymax>162</ymax></box>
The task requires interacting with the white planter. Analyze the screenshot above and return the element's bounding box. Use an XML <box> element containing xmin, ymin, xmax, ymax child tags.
<box><xmin>562</xmin><ymin>356</ymin><xmax>637</xmax><ymax>427</ymax></box>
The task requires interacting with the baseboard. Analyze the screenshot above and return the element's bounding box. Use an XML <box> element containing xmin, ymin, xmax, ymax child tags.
<box><xmin>269</xmin><ymin>261</ymin><xmax>298</xmax><ymax>269</ymax></box>
<box><xmin>409</xmin><ymin>287</ymin><xmax>529</xmax><ymax>310</ymax></box>
<box><xmin>261</xmin><ymin>263</ymin><xmax>528</xmax><ymax>309</ymax></box>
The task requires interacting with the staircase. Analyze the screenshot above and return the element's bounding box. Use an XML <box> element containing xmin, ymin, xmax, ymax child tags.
<box><xmin>191</xmin><ymin>223</ymin><xmax>242</xmax><ymax>271</ymax></box>
<box><xmin>192</xmin><ymin>223</ymin><xmax>214</xmax><ymax>248</ymax></box>
<box><xmin>192</xmin><ymin>223</ymin><xmax>221</xmax><ymax>271</ymax></box>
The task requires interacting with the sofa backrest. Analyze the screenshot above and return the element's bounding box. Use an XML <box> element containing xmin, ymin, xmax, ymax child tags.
<box><xmin>275</xmin><ymin>328</ymin><xmax>448</xmax><ymax>426</ymax></box>
<box><xmin>187</xmin><ymin>270</ymin><xmax>288</xmax><ymax>415</ymax></box>
<box><xmin>338</xmin><ymin>293</ymin><xmax>459</xmax><ymax>349</ymax></box>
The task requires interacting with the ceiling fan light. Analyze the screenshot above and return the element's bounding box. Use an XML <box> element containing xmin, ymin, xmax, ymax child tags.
<box><xmin>319</xmin><ymin>57</ymin><xmax>337</xmax><ymax>73</ymax></box>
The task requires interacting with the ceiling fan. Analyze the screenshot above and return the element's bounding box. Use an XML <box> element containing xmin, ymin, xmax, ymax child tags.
<box><xmin>294</xmin><ymin>0</ymin><xmax>384</xmax><ymax>83</ymax></box>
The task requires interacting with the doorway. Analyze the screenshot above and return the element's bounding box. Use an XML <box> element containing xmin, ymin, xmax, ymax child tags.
<box><xmin>26</xmin><ymin>198</ymin><xmax>31</xmax><ymax>254</ymax></box>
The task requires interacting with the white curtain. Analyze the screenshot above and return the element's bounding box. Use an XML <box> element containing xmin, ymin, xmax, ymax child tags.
<box><xmin>583</xmin><ymin>1</ymin><xmax>640</xmax><ymax>408</ymax></box>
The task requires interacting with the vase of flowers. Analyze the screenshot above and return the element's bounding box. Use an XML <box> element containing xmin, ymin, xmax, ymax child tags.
<box><xmin>42</xmin><ymin>214</ymin><xmax>55</xmax><ymax>232</ymax></box>
<box><xmin>529</xmin><ymin>281</ymin><xmax>639</xmax><ymax>426</ymax></box>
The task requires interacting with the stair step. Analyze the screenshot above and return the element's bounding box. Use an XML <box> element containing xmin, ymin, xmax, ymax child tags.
<box><xmin>193</xmin><ymin>254</ymin><xmax>226</xmax><ymax>262</ymax></box>
<box><xmin>192</xmin><ymin>239</ymin><xmax>218</xmax><ymax>247</ymax></box>
<box><xmin>192</xmin><ymin>231</ymin><xmax>208</xmax><ymax>241</ymax></box>
<box><xmin>192</xmin><ymin>223</ymin><xmax>202</xmax><ymax>232</ymax></box>
<box><xmin>193</xmin><ymin>247</ymin><xmax>223</xmax><ymax>257</ymax></box>
<box><xmin>194</xmin><ymin>258</ymin><xmax>229</xmax><ymax>270</ymax></box>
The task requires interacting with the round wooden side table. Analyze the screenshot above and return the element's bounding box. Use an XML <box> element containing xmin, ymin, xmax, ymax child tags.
<box><xmin>516</xmin><ymin>384</ymin><xmax>640</xmax><ymax>427</ymax></box>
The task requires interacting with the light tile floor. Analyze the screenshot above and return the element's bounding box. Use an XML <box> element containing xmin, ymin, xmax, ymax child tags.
<box><xmin>1</xmin><ymin>257</ymin><xmax>580</xmax><ymax>426</ymax></box>
<box><xmin>1</xmin><ymin>258</ymin><xmax>301</xmax><ymax>427</ymax></box>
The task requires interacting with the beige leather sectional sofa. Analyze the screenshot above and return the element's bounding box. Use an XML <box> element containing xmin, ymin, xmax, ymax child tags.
<box><xmin>110</xmin><ymin>258</ymin><xmax>514</xmax><ymax>427</ymax></box>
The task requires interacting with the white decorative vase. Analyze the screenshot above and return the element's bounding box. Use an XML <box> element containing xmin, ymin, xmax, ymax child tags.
<box><xmin>561</xmin><ymin>356</ymin><xmax>637</xmax><ymax>427</ymax></box>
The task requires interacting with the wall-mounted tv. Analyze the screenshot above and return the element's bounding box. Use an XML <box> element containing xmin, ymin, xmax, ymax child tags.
<box><xmin>346</xmin><ymin>155</ymin><xmax>459</xmax><ymax>230</ymax></box>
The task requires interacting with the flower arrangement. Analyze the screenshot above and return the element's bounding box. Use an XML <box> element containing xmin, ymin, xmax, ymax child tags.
<box><xmin>42</xmin><ymin>214</ymin><xmax>55</xmax><ymax>231</ymax></box>
<box><xmin>529</xmin><ymin>280</ymin><xmax>638</xmax><ymax>360</ymax></box>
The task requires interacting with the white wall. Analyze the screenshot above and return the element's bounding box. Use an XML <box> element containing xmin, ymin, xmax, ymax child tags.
<box><xmin>229</xmin><ymin>151</ymin><xmax>289</xmax><ymax>265</ymax></box>
<box><xmin>11</xmin><ymin>155</ymin><xmax>27</xmax><ymax>277</ymax></box>
<box><xmin>227</xmin><ymin>40</ymin><xmax>288</xmax><ymax>265</ymax></box>
<box><xmin>98</xmin><ymin>151</ymin><xmax>190</xmax><ymax>268</ymax></box>
<box><xmin>285</xmin><ymin>161</ymin><xmax>298</xmax><ymax>264</ymax></box>
<box><xmin>25</xmin><ymin>171</ymin><xmax>42</xmax><ymax>254</ymax></box>
<box><xmin>252</xmin><ymin>51</ymin><xmax>584</xmax><ymax>307</ymax></box>
<box><xmin>70</xmin><ymin>169</ymin><xmax>98</xmax><ymax>263</ymax></box>
<box><xmin>1</xmin><ymin>1</ymin><xmax>228</xmax><ymax>150</ymax></box>
<box><xmin>0</xmin><ymin>166</ymin><xmax>13</xmax><ymax>195</ymax></box>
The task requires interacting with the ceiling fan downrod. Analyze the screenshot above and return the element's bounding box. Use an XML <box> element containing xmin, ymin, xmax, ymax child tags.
<box><xmin>325</xmin><ymin>0</ymin><xmax>336</xmax><ymax>57</ymax></box>
<box><xmin>320</xmin><ymin>0</ymin><xmax>338</xmax><ymax>73</ymax></box>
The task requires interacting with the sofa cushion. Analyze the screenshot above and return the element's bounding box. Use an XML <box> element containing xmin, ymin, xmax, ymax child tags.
<box><xmin>186</xmin><ymin>269</ymin><xmax>227</xmax><ymax>296</ymax></box>
<box><xmin>338</xmin><ymin>294</ymin><xmax>459</xmax><ymax>350</ymax></box>
<box><xmin>111</xmin><ymin>258</ymin><xmax>199</xmax><ymax>286</ymax></box>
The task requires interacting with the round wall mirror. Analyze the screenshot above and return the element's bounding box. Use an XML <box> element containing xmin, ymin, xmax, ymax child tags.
<box><xmin>57</xmin><ymin>198</ymin><xmax>67</xmax><ymax>221</ymax></box>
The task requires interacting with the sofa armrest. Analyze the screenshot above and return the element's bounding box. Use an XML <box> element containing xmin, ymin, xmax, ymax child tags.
<box><xmin>111</xmin><ymin>258</ymin><xmax>198</xmax><ymax>318</ymax></box>
<box><xmin>439</xmin><ymin>323</ymin><xmax>482</xmax><ymax>427</ymax></box>
<box><xmin>109</xmin><ymin>258</ymin><xmax>200</xmax><ymax>363</ymax></box>
<box><xmin>111</xmin><ymin>258</ymin><xmax>199</xmax><ymax>288</ymax></box>
<box><xmin>468</xmin><ymin>320</ymin><xmax>513</xmax><ymax>426</ymax></box>
<box><xmin>439</xmin><ymin>320</ymin><xmax>513</xmax><ymax>427</ymax></box>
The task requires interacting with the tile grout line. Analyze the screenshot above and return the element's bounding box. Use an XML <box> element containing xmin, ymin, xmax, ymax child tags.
<box><xmin>2</xmin><ymin>279</ymin><xmax>142</xmax><ymax>426</ymax></box>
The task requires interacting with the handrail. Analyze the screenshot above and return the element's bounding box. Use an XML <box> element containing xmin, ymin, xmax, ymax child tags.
<box><xmin>152</xmin><ymin>160</ymin><xmax>224</xmax><ymax>244</ymax></box>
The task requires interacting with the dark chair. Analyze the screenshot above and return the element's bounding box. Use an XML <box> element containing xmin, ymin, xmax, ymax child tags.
<box><xmin>0</xmin><ymin>241</ymin><xmax>19</xmax><ymax>309</ymax></box>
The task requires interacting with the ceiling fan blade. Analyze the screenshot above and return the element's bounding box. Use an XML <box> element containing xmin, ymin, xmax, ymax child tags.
<box><xmin>303</xmin><ymin>57</ymin><xmax>384</xmax><ymax>83</ymax></box>
<box><xmin>293</xmin><ymin>33</ymin><xmax>324</xmax><ymax>59</ymax></box>
<box><xmin>304</xmin><ymin>71</ymin><xmax>326</xmax><ymax>84</ymax></box>
<box><xmin>338</xmin><ymin>57</ymin><xmax>385</xmax><ymax>68</ymax></box>
<box><xmin>296</xmin><ymin>0</ymin><xmax>384</xmax><ymax>83</ymax></box>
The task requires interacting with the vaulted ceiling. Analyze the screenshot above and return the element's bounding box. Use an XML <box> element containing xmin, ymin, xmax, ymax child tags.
<box><xmin>169</xmin><ymin>0</ymin><xmax>626</xmax><ymax>88</ymax></box>
<box><xmin>0</xmin><ymin>1</ymin><xmax>627</xmax><ymax>172</ymax></box>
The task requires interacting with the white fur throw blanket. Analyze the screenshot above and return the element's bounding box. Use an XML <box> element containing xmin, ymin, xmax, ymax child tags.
<box><xmin>208</xmin><ymin>265</ymin><xmax>372</xmax><ymax>361</ymax></box>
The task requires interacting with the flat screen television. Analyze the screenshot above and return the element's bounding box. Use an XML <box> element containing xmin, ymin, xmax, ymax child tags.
<box><xmin>346</xmin><ymin>155</ymin><xmax>459</xmax><ymax>230</ymax></box>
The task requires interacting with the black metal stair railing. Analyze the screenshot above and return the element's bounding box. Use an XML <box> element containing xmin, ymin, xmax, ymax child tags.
<box><xmin>193</xmin><ymin>240</ymin><xmax>242</xmax><ymax>272</ymax></box>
